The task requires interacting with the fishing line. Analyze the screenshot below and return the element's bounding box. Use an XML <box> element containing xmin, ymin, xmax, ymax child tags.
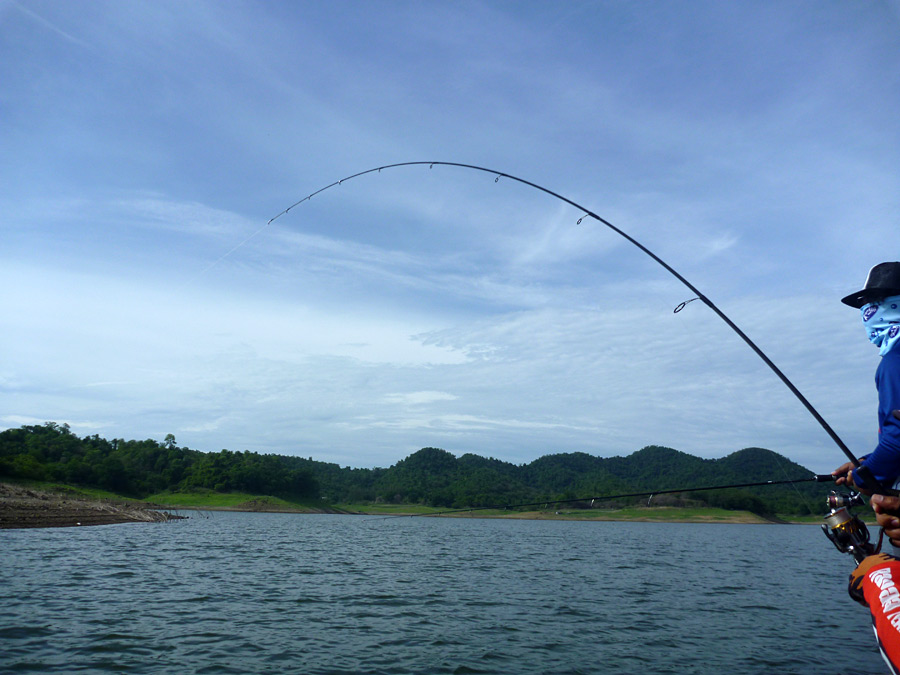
<box><xmin>768</xmin><ymin>445</ymin><xmax>824</xmax><ymax>515</ymax></box>
<box><xmin>270</xmin><ymin>161</ymin><xmax>861</xmax><ymax>469</ymax></box>
<box><xmin>181</xmin><ymin>220</ymin><xmax>274</xmax><ymax>287</ymax></box>
<box><xmin>365</xmin><ymin>474</ymin><xmax>835</xmax><ymax>521</ymax></box>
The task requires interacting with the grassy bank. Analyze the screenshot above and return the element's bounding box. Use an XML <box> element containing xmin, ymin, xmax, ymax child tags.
<box><xmin>144</xmin><ymin>489</ymin><xmax>347</xmax><ymax>513</ymax></box>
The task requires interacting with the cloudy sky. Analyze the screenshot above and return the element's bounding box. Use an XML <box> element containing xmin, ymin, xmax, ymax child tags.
<box><xmin>2</xmin><ymin>1</ymin><xmax>899</xmax><ymax>472</ymax></box>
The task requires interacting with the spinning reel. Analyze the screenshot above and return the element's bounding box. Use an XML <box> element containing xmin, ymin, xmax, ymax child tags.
<box><xmin>822</xmin><ymin>491</ymin><xmax>875</xmax><ymax>564</ymax></box>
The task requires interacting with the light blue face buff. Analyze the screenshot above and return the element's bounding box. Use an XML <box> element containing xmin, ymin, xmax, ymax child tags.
<box><xmin>862</xmin><ymin>295</ymin><xmax>900</xmax><ymax>356</ymax></box>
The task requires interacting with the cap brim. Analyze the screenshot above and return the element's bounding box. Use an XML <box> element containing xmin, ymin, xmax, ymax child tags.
<box><xmin>841</xmin><ymin>289</ymin><xmax>900</xmax><ymax>308</ymax></box>
<box><xmin>841</xmin><ymin>290</ymin><xmax>869</xmax><ymax>308</ymax></box>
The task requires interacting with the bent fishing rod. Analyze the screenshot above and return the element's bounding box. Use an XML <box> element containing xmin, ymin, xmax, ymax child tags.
<box><xmin>382</xmin><ymin>474</ymin><xmax>836</xmax><ymax>519</ymax></box>
<box><xmin>269</xmin><ymin>161</ymin><xmax>862</xmax><ymax>471</ymax></box>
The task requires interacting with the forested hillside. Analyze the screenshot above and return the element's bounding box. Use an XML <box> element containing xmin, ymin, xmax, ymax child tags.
<box><xmin>0</xmin><ymin>423</ymin><xmax>831</xmax><ymax>514</ymax></box>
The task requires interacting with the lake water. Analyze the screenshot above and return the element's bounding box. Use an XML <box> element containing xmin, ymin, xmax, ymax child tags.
<box><xmin>0</xmin><ymin>513</ymin><xmax>890</xmax><ymax>674</ymax></box>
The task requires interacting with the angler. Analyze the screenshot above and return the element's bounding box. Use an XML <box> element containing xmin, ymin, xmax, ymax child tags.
<box><xmin>834</xmin><ymin>262</ymin><xmax>900</xmax><ymax>494</ymax></box>
<box><xmin>830</xmin><ymin>263</ymin><xmax>900</xmax><ymax>674</ymax></box>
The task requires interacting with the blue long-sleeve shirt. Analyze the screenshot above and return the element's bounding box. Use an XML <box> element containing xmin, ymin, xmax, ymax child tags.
<box><xmin>858</xmin><ymin>349</ymin><xmax>900</xmax><ymax>490</ymax></box>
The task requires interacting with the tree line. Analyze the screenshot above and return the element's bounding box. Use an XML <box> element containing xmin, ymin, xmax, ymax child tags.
<box><xmin>0</xmin><ymin>423</ymin><xmax>319</xmax><ymax>500</ymax></box>
<box><xmin>0</xmin><ymin>423</ymin><xmax>832</xmax><ymax>514</ymax></box>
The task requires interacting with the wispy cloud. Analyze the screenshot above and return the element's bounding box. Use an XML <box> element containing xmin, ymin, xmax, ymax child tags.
<box><xmin>11</xmin><ymin>1</ymin><xmax>94</xmax><ymax>50</ymax></box>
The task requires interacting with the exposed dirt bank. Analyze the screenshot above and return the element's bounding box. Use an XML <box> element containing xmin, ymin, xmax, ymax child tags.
<box><xmin>0</xmin><ymin>483</ymin><xmax>186</xmax><ymax>529</ymax></box>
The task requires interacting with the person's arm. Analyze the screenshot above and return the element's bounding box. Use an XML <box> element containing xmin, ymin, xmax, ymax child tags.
<box><xmin>849</xmin><ymin>354</ymin><xmax>900</xmax><ymax>492</ymax></box>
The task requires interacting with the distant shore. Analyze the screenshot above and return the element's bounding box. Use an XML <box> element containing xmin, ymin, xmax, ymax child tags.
<box><xmin>346</xmin><ymin>507</ymin><xmax>803</xmax><ymax>524</ymax></box>
<box><xmin>160</xmin><ymin>503</ymin><xmax>780</xmax><ymax>523</ymax></box>
<box><xmin>0</xmin><ymin>482</ymin><xmax>827</xmax><ymax>529</ymax></box>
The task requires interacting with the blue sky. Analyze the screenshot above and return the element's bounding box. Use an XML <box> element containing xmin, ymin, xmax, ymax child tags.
<box><xmin>2</xmin><ymin>0</ymin><xmax>899</xmax><ymax>472</ymax></box>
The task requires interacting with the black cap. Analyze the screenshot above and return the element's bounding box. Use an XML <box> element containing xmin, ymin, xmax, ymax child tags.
<box><xmin>842</xmin><ymin>262</ymin><xmax>900</xmax><ymax>308</ymax></box>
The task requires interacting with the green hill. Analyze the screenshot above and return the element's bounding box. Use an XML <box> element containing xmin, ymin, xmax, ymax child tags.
<box><xmin>0</xmin><ymin>422</ymin><xmax>831</xmax><ymax>515</ymax></box>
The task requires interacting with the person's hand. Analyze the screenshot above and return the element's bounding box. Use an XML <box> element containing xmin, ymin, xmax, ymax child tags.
<box><xmin>833</xmin><ymin>461</ymin><xmax>856</xmax><ymax>487</ymax></box>
<box><xmin>872</xmin><ymin>494</ymin><xmax>900</xmax><ymax>546</ymax></box>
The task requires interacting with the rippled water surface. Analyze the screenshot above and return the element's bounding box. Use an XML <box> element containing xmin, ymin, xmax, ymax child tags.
<box><xmin>0</xmin><ymin>513</ymin><xmax>889</xmax><ymax>674</ymax></box>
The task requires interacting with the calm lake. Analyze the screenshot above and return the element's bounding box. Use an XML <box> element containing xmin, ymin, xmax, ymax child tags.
<box><xmin>0</xmin><ymin>512</ymin><xmax>889</xmax><ymax>674</ymax></box>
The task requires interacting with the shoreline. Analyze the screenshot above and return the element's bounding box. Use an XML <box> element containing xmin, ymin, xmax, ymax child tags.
<box><xmin>92</xmin><ymin>502</ymin><xmax>820</xmax><ymax>525</ymax></box>
<box><xmin>0</xmin><ymin>483</ymin><xmax>829</xmax><ymax>529</ymax></box>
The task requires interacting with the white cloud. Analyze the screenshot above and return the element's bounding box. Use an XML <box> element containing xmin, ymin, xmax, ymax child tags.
<box><xmin>383</xmin><ymin>391</ymin><xmax>459</xmax><ymax>406</ymax></box>
<box><xmin>0</xmin><ymin>415</ymin><xmax>50</xmax><ymax>428</ymax></box>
